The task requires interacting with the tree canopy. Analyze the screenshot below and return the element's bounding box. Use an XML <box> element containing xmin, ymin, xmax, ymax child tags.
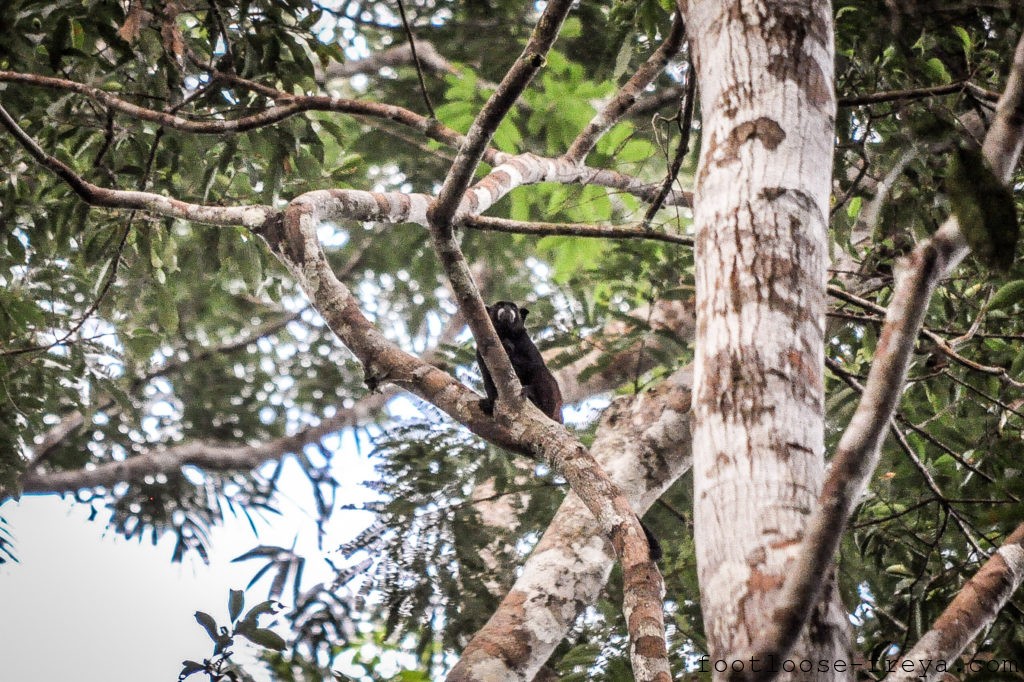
<box><xmin>2</xmin><ymin>0</ymin><xmax>1024</xmax><ymax>680</ymax></box>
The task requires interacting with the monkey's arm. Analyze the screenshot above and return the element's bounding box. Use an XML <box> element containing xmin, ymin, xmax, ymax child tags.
<box><xmin>476</xmin><ymin>349</ymin><xmax>498</xmax><ymax>415</ymax></box>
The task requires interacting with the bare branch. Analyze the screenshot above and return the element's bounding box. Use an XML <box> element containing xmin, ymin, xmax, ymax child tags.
<box><xmin>320</xmin><ymin>41</ymin><xmax>457</xmax><ymax>82</ymax></box>
<box><xmin>395</xmin><ymin>0</ymin><xmax>437</xmax><ymax>118</ymax></box>
<box><xmin>464</xmin><ymin>215</ymin><xmax>692</xmax><ymax>245</ymax></box>
<box><xmin>642</xmin><ymin>62</ymin><xmax>697</xmax><ymax>226</ymax></box>
<box><xmin>740</xmin><ymin>31</ymin><xmax>1024</xmax><ymax>679</ymax></box>
<box><xmin>837</xmin><ymin>80</ymin><xmax>1000</xmax><ymax>106</ymax></box>
<box><xmin>886</xmin><ymin>522</ymin><xmax>1024</xmax><ymax>682</ymax></box>
<box><xmin>564</xmin><ymin>13</ymin><xmax>686</xmax><ymax>163</ymax></box>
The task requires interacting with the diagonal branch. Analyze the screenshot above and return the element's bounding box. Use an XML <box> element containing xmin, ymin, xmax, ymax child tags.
<box><xmin>450</xmin><ymin>367</ymin><xmax>693</xmax><ymax>682</ymax></box>
<box><xmin>737</xmin><ymin>31</ymin><xmax>1024</xmax><ymax>680</ymax></box>
<box><xmin>564</xmin><ymin>13</ymin><xmax>685</xmax><ymax>164</ymax></box>
<box><xmin>265</xmin><ymin>190</ymin><xmax>671</xmax><ymax>681</ymax></box>
<box><xmin>886</xmin><ymin>521</ymin><xmax>1024</xmax><ymax>682</ymax></box>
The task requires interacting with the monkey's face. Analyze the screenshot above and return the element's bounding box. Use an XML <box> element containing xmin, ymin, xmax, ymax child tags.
<box><xmin>486</xmin><ymin>301</ymin><xmax>529</xmax><ymax>336</ymax></box>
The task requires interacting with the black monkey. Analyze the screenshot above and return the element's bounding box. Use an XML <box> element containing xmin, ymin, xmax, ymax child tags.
<box><xmin>476</xmin><ymin>301</ymin><xmax>563</xmax><ymax>423</ymax></box>
<box><xmin>475</xmin><ymin>301</ymin><xmax>662</xmax><ymax>561</ymax></box>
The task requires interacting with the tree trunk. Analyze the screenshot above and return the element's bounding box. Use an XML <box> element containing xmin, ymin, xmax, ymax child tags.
<box><xmin>681</xmin><ymin>0</ymin><xmax>852</xmax><ymax>675</ymax></box>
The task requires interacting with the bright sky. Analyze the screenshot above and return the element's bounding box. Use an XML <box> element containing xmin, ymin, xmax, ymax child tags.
<box><xmin>0</xmin><ymin>442</ymin><xmax>379</xmax><ymax>682</ymax></box>
<box><xmin>0</xmin><ymin>494</ymin><xmax>260</xmax><ymax>681</ymax></box>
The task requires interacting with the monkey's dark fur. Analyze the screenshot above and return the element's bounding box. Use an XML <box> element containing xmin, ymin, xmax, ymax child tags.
<box><xmin>476</xmin><ymin>301</ymin><xmax>563</xmax><ymax>423</ymax></box>
<box><xmin>475</xmin><ymin>301</ymin><xmax>662</xmax><ymax>561</ymax></box>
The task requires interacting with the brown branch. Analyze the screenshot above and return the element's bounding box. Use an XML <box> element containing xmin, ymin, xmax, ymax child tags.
<box><xmin>464</xmin><ymin>215</ymin><xmax>693</xmax><ymax>246</ymax></box>
<box><xmin>2</xmin><ymin>68</ymin><xmax>696</xmax><ymax>212</ymax></box>
<box><xmin>395</xmin><ymin>0</ymin><xmax>436</xmax><ymax>119</ymax></box>
<box><xmin>642</xmin><ymin>61</ymin><xmax>697</xmax><ymax>226</ymax></box>
<box><xmin>564</xmin><ymin>13</ymin><xmax>686</xmax><ymax>163</ymax></box>
<box><xmin>427</xmin><ymin>0</ymin><xmax>576</xmax><ymax>414</ymax></box>
<box><xmin>886</xmin><ymin>522</ymin><xmax>1024</xmax><ymax>682</ymax></box>
<box><xmin>837</xmin><ymin>80</ymin><xmax>1000</xmax><ymax>106</ymax></box>
<box><xmin>0</xmin><ymin>103</ymin><xmax>273</xmax><ymax>227</ymax></box>
<box><xmin>828</xmin><ymin>285</ymin><xmax>1024</xmax><ymax>389</ymax></box>
<box><xmin>741</xmin><ymin>31</ymin><xmax>1024</xmax><ymax>679</ymax></box>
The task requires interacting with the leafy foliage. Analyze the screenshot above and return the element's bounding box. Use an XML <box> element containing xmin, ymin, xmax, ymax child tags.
<box><xmin>1</xmin><ymin>0</ymin><xmax>1023</xmax><ymax>679</ymax></box>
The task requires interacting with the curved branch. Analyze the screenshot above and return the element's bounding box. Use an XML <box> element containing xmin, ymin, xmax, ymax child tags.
<box><xmin>1</xmin><ymin>71</ymin><xmax>693</xmax><ymax>209</ymax></box>
<box><xmin>0</xmin><ymin>103</ymin><xmax>273</xmax><ymax>227</ymax></box>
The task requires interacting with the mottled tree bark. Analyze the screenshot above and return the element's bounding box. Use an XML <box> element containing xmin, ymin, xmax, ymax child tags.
<box><xmin>449</xmin><ymin>368</ymin><xmax>693</xmax><ymax>682</ymax></box>
<box><xmin>680</xmin><ymin>0</ymin><xmax>851</xmax><ymax>676</ymax></box>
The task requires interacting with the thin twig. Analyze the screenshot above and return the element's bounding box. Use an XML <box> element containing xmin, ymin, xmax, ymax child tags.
<box><xmin>395</xmin><ymin>0</ymin><xmax>436</xmax><ymax>119</ymax></box>
<box><xmin>643</xmin><ymin>62</ymin><xmax>696</xmax><ymax>227</ymax></box>
<box><xmin>464</xmin><ymin>215</ymin><xmax>692</xmax><ymax>245</ymax></box>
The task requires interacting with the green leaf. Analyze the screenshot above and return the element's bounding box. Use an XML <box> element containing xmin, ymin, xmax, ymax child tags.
<box><xmin>194</xmin><ymin>611</ymin><xmax>219</xmax><ymax>642</ymax></box>
<box><xmin>228</xmin><ymin>589</ymin><xmax>245</xmax><ymax>623</ymax></box>
<box><xmin>924</xmin><ymin>57</ymin><xmax>952</xmax><ymax>84</ymax></box>
<box><xmin>124</xmin><ymin>328</ymin><xmax>161</xmax><ymax>360</ymax></box>
<box><xmin>846</xmin><ymin>196</ymin><xmax>862</xmax><ymax>220</ymax></box>
<box><xmin>953</xmin><ymin>26</ymin><xmax>972</xmax><ymax>58</ymax></box>
<box><xmin>945</xmin><ymin>145</ymin><xmax>1019</xmax><ymax>271</ymax></box>
<box><xmin>612</xmin><ymin>40</ymin><xmax>633</xmax><ymax>82</ymax></box>
<box><xmin>239</xmin><ymin>627</ymin><xmax>287</xmax><ymax>651</ymax></box>
<box><xmin>988</xmin><ymin>280</ymin><xmax>1024</xmax><ymax>310</ymax></box>
<box><xmin>241</xmin><ymin>599</ymin><xmax>278</xmax><ymax>624</ymax></box>
<box><xmin>155</xmin><ymin>286</ymin><xmax>179</xmax><ymax>333</ymax></box>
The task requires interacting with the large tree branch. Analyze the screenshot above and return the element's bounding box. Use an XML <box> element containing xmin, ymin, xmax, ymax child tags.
<box><xmin>886</xmin><ymin>522</ymin><xmax>1024</xmax><ymax>682</ymax></box>
<box><xmin>421</xmin><ymin>3</ymin><xmax>670</xmax><ymax>678</ymax></box>
<box><xmin>741</xmin><ymin>31</ymin><xmax>1024</xmax><ymax>679</ymax></box>
<box><xmin>259</xmin><ymin>186</ymin><xmax>671</xmax><ymax>681</ymax></box>
<box><xmin>450</xmin><ymin>367</ymin><xmax>693</xmax><ymax>682</ymax></box>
